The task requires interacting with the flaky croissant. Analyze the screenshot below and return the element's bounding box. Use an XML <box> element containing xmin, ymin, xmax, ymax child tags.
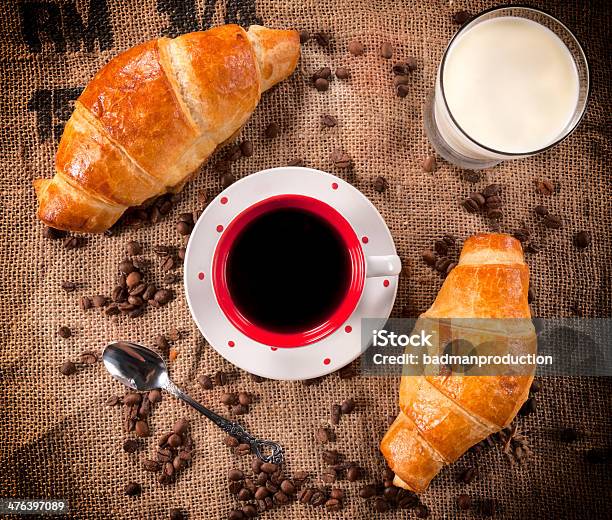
<box><xmin>381</xmin><ymin>234</ymin><xmax>536</xmax><ymax>492</ymax></box>
<box><xmin>34</xmin><ymin>24</ymin><xmax>300</xmax><ymax>233</ymax></box>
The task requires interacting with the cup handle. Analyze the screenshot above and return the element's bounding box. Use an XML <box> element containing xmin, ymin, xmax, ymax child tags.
<box><xmin>366</xmin><ymin>255</ymin><xmax>402</xmax><ymax>278</ymax></box>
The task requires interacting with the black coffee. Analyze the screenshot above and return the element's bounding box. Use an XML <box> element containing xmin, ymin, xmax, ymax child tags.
<box><xmin>226</xmin><ymin>207</ymin><xmax>351</xmax><ymax>333</ymax></box>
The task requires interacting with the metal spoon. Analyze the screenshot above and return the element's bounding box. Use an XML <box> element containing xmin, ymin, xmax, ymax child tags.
<box><xmin>102</xmin><ymin>341</ymin><xmax>283</xmax><ymax>464</ymax></box>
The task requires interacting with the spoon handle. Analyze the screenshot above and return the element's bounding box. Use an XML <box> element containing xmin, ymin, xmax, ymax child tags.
<box><xmin>163</xmin><ymin>380</ymin><xmax>283</xmax><ymax>465</ymax></box>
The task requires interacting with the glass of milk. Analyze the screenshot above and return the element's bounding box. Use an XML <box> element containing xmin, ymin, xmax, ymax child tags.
<box><xmin>424</xmin><ymin>6</ymin><xmax>589</xmax><ymax>169</ymax></box>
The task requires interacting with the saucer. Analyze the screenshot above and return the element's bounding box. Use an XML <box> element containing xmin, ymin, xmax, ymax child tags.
<box><xmin>184</xmin><ymin>167</ymin><xmax>399</xmax><ymax>380</ymax></box>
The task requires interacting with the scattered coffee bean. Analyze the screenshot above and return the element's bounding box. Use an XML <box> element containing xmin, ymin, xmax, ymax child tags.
<box><xmin>325</xmin><ymin>498</ymin><xmax>342</xmax><ymax>511</ymax></box>
<box><xmin>106</xmin><ymin>395</ymin><xmax>121</xmax><ymax>406</ymax></box>
<box><xmin>335</xmin><ymin>66</ymin><xmax>350</xmax><ymax>79</ymax></box>
<box><xmin>261</xmin><ymin>462</ymin><xmax>278</xmax><ymax>474</ymax></box>
<box><xmin>299</xmin><ymin>30</ymin><xmax>310</xmax><ymax>43</ymax></box>
<box><xmin>457</xmin><ymin>493</ymin><xmax>472</xmax><ymax>510</ymax></box>
<box><xmin>321</xmin><ymin>114</ymin><xmax>337</xmax><ymax>128</ymax></box>
<box><xmin>380</xmin><ymin>42</ymin><xmax>393</xmax><ymax>58</ymax></box>
<box><xmin>287</xmin><ymin>158</ymin><xmax>305</xmax><ymax>167</ymax></box>
<box><xmin>415</xmin><ymin>504</ymin><xmax>430</xmax><ymax>518</ymax></box>
<box><xmin>347</xmin><ymin>465</ymin><xmax>361</xmax><ymax>481</ymax></box>
<box><xmin>229</xmin><ymin>469</ymin><xmax>245</xmax><ymax>481</ymax></box>
<box><xmin>58</xmin><ymin>326</ymin><xmax>71</xmax><ymax>339</ymax></box>
<box><xmin>348</xmin><ymin>40</ymin><xmax>364</xmax><ymax>56</ymax></box>
<box><xmin>176</xmin><ymin>221</ymin><xmax>193</xmax><ymax>236</ymax></box>
<box><xmin>331</xmin><ymin>405</ymin><xmax>341</xmax><ymax>425</ymax></box>
<box><xmin>487</xmin><ymin>208</ymin><xmax>503</xmax><ymax>220</ymax></box>
<box><xmin>154</xmin><ymin>289</ymin><xmax>174</xmax><ymax>305</ymax></box>
<box><xmin>60</xmin><ymin>281</ymin><xmax>77</xmax><ymax>292</ymax></box>
<box><xmin>422</xmin><ymin>155</ymin><xmax>436</xmax><ymax>173</ymax></box>
<box><xmin>359</xmin><ymin>484</ymin><xmax>377</xmax><ymax>498</ymax></box>
<box><xmin>421</xmin><ymin>249</ymin><xmax>436</xmax><ymax>266</ymax></box>
<box><xmin>80</xmin><ymin>296</ymin><xmax>92</xmax><ymax>310</ymax></box>
<box><xmin>168</xmin><ymin>433</ymin><xmax>183</xmax><ymax>447</ymax></box>
<box><xmin>264</xmin><ymin>122</ymin><xmax>280</xmax><ymax>138</ymax></box>
<box><xmin>519</xmin><ymin>396</ymin><xmax>537</xmax><ymax>416</ymax></box>
<box><xmin>173</xmin><ymin>418</ymin><xmax>189</xmax><ymax>435</ymax></box>
<box><xmin>80</xmin><ymin>351</ymin><xmax>97</xmax><ymax>365</ymax></box>
<box><xmin>458</xmin><ymin>466</ymin><xmax>477</xmax><ymax>484</ymax></box>
<box><xmin>534</xmin><ymin>205</ymin><xmax>549</xmax><ymax>217</ymax></box>
<box><xmin>124</xmin><ymin>482</ymin><xmax>141</xmax><ymax>496</ymax></box>
<box><xmin>232</xmin><ymin>404</ymin><xmax>249</xmax><ymax>415</ymax></box>
<box><xmin>311</xmin><ymin>490</ymin><xmax>327</xmax><ymax>507</ymax></box>
<box><xmin>220</xmin><ymin>172</ymin><xmax>235</xmax><ymax>189</ymax></box>
<box><xmin>560</xmin><ymin>427</ymin><xmax>578</xmax><ymax>443</ymax></box>
<box><xmin>63</xmin><ymin>236</ymin><xmax>85</xmax><ymax>250</ymax></box>
<box><xmin>43</xmin><ymin>226</ymin><xmax>67</xmax><ymax>240</ymax></box>
<box><xmin>198</xmin><ymin>374</ymin><xmax>213</xmax><ymax>389</ymax></box>
<box><xmin>314</xmin><ymin>32</ymin><xmax>330</xmax><ymax>48</ymax></box>
<box><xmin>393</xmin><ymin>75</ymin><xmax>410</xmax><ymax>88</ymax></box>
<box><xmin>313</xmin><ymin>67</ymin><xmax>332</xmax><ymax>81</ymax></box>
<box><xmin>143</xmin><ymin>459</ymin><xmax>162</xmax><ymax>472</ymax></box>
<box><xmin>60</xmin><ymin>360</ymin><xmax>76</xmax><ymax>376</ymax></box>
<box><xmin>528</xmin><ymin>287</ymin><xmax>536</xmax><ymax>304</ymax></box>
<box><xmin>123</xmin><ymin>439</ymin><xmax>139</xmax><ymax>453</ymax></box>
<box><xmin>225</xmin><ymin>435</ymin><xmax>239</xmax><ymax>448</ymax></box>
<box><xmin>126</xmin><ymin>241</ymin><xmax>142</xmax><ymax>256</ymax></box>
<box><xmin>530</xmin><ymin>379</ymin><xmax>542</xmax><ymax>393</ymax></box>
<box><xmin>239</xmin><ymin>140</ymin><xmax>254</xmax><ymax>158</ymax></box>
<box><xmin>314</xmin><ymin>77</ymin><xmax>329</xmax><ymax>91</ymax></box>
<box><xmin>104</xmin><ymin>304</ymin><xmax>120</xmax><ymax>316</ymax></box>
<box><xmin>280</xmin><ymin>480</ymin><xmax>296</xmax><ymax>495</ymax></box>
<box><xmin>126</xmin><ymin>271</ymin><xmax>142</xmax><ymax>289</ymax></box>
<box><xmin>374</xmin><ymin>497</ymin><xmax>390</xmax><ymax>512</ymax></box>
<box><xmin>299</xmin><ymin>488</ymin><xmax>314</xmax><ymax>503</ymax></box>
<box><xmin>374</xmin><ymin>176</ymin><xmax>388</xmax><ymax>193</ymax></box>
<box><xmin>573</xmin><ymin>231</ymin><xmax>591</xmax><ymax>249</ymax></box>
<box><xmin>453</xmin><ymin>10</ymin><xmax>471</xmax><ymax>24</ymax></box>
<box><xmin>238</xmin><ymin>392</ymin><xmax>252</xmax><ymax>406</ymax></box>
<box><xmin>340</xmin><ymin>398</ymin><xmax>355</xmax><ymax>414</ymax></box>
<box><xmin>535</xmin><ymin>178</ymin><xmax>555</xmax><ymax>195</ymax></box>
<box><xmin>316</xmin><ymin>427</ymin><xmax>333</xmax><ymax>444</ymax></box>
<box><xmin>543</xmin><ymin>213</ymin><xmax>563</xmax><ymax>229</ymax></box>
<box><xmin>169</xmin><ymin>508</ymin><xmax>184</xmax><ymax>520</ymax></box>
<box><xmin>462</xmin><ymin>197</ymin><xmax>480</xmax><ymax>213</ymax></box>
<box><xmin>221</xmin><ymin>392</ymin><xmax>239</xmax><ymax>406</ymax></box>
<box><xmin>330</xmin><ymin>148</ymin><xmax>352</xmax><ymax>168</ymax></box>
<box><xmin>396</xmin><ymin>84</ymin><xmax>409</xmax><ymax>98</ymax></box>
<box><xmin>135</xmin><ymin>420</ymin><xmax>150</xmax><ymax>437</ymax></box>
<box><xmin>215</xmin><ymin>371</ymin><xmax>228</xmax><ymax>386</ymax></box>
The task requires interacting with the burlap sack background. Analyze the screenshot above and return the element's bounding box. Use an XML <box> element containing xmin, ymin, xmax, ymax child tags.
<box><xmin>1</xmin><ymin>0</ymin><xmax>610</xmax><ymax>518</ymax></box>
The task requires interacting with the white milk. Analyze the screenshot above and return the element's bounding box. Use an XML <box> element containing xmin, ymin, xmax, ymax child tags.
<box><xmin>435</xmin><ymin>16</ymin><xmax>579</xmax><ymax>157</ymax></box>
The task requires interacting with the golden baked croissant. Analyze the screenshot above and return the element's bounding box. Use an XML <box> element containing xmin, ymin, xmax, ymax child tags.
<box><xmin>381</xmin><ymin>233</ymin><xmax>536</xmax><ymax>492</ymax></box>
<box><xmin>34</xmin><ymin>24</ymin><xmax>300</xmax><ymax>233</ymax></box>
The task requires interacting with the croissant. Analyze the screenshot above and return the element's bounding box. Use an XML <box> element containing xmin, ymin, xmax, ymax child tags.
<box><xmin>380</xmin><ymin>233</ymin><xmax>536</xmax><ymax>492</ymax></box>
<box><xmin>34</xmin><ymin>24</ymin><xmax>300</xmax><ymax>233</ymax></box>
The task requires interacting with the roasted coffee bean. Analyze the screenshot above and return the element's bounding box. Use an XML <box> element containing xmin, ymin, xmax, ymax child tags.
<box><xmin>156</xmin><ymin>334</ymin><xmax>170</xmax><ymax>352</ymax></box>
<box><xmin>135</xmin><ymin>420</ymin><xmax>150</xmax><ymax>437</ymax></box>
<box><xmin>347</xmin><ymin>465</ymin><xmax>361</xmax><ymax>481</ymax></box>
<box><xmin>214</xmin><ymin>160</ymin><xmax>231</xmax><ymax>173</ymax></box>
<box><xmin>398</xmin><ymin>490</ymin><xmax>419</xmax><ymax>509</ymax></box>
<box><xmin>313</xmin><ymin>66</ymin><xmax>332</xmax><ymax>80</ymax></box>
<box><xmin>60</xmin><ymin>360</ymin><xmax>76</xmax><ymax>376</ymax></box>
<box><xmin>224</xmin><ymin>435</ymin><xmax>239</xmax><ymax>448</ymax></box>
<box><xmin>328</xmin><ymin>488</ymin><xmax>343</xmax><ymax>501</ymax></box>
<box><xmin>111</xmin><ymin>286</ymin><xmax>126</xmax><ymax>303</ymax></box>
<box><xmin>374</xmin><ymin>497</ymin><xmax>390</xmax><ymax>512</ymax></box>
<box><xmin>221</xmin><ymin>392</ymin><xmax>239</xmax><ymax>406</ymax></box>
<box><xmin>383</xmin><ymin>485</ymin><xmax>398</xmax><ymax>502</ymax></box>
<box><xmin>462</xmin><ymin>197</ymin><xmax>480</xmax><ymax>213</ymax></box>
<box><xmin>122</xmin><ymin>439</ymin><xmax>139</xmax><ymax>453</ymax></box>
<box><xmin>255</xmin><ymin>486</ymin><xmax>269</xmax><ymax>499</ymax></box>
<box><xmin>198</xmin><ymin>374</ymin><xmax>213</xmax><ymax>389</ymax></box>
<box><xmin>470</xmin><ymin>192</ymin><xmax>486</xmax><ymax>207</ymax></box>
<box><xmin>323</xmin><ymin>449</ymin><xmax>340</xmax><ymax>465</ymax></box>
<box><xmin>119</xmin><ymin>260</ymin><xmax>135</xmax><ymax>275</ymax></box>
<box><xmin>457</xmin><ymin>493</ymin><xmax>472</xmax><ymax>510</ymax></box>
<box><xmin>325</xmin><ymin>498</ymin><xmax>342</xmax><ymax>512</ymax></box>
<box><xmin>228</xmin><ymin>510</ymin><xmax>244</xmax><ymax>520</ymax></box>
<box><xmin>299</xmin><ymin>488</ymin><xmax>314</xmax><ymax>503</ymax></box>
<box><xmin>485</xmin><ymin>195</ymin><xmax>502</xmax><ymax>209</ymax></box>
<box><xmin>215</xmin><ymin>371</ymin><xmax>228</xmax><ymax>386</ymax></box>
<box><xmin>239</xmin><ymin>140</ymin><xmax>254</xmax><ymax>158</ymax></box>
<box><xmin>314</xmin><ymin>31</ymin><xmax>330</xmax><ymax>47</ymax></box>
<box><xmin>335</xmin><ymin>66</ymin><xmax>350</xmax><ymax>79</ymax></box>
<box><xmin>314</xmin><ymin>77</ymin><xmax>329</xmax><ymax>91</ymax></box>
<box><xmin>131</xmin><ymin>257</ymin><xmax>149</xmax><ymax>270</ymax></box>
<box><xmin>265</xmin><ymin>481</ymin><xmax>279</xmax><ymax>494</ymax></box>
<box><xmin>232</xmin><ymin>404</ymin><xmax>249</xmax><ymax>415</ymax></box>
<box><xmin>340</xmin><ymin>398</ymin><xmax>355</xmax><ymax>414</ymax></box>
<box><xmin>264</xmin><ymin>122</ymin><xmax>280</xmax><ymax>138</ymax></box>
<box><xmin>229</xmin><ymin>468</ymin><xmax>245</xmax><ymax>481</ymax></box>
<box><xmin>124</xmin><ymin>482</ymin><xmax>141</xmax><ymax>496</ymax></box>
<box><xmin>280</xmin><ymin>480</ymin><xmax>295</xmax><ymax>495</ymax></box>
<box><xmin>513</xmin><ymin>227</ymin><xmax>531</xmax><ymax>242</ymax></box>
<box><xmin>528</xmin><ymin>287</ymin><xmax>535</xmax><ymax>303</ymax></box>
<box><xmin>220</xmin><ymin>172</ymin><xmax>235</xmax><ymax>189</ymax></box>
<box><xmin>560</xmin><ymin>427</ymin><xmax>578</xmax><ymax>443</ymax></box>
<box><xmin>374</xmin><ymin>176</ymin><xmax>388</xmax><ymax>193</ymax></box>
<box><xmin>58</xmin><ymin>326</ymin><xmax>72</xmax><ymax>339</ymax></box>
<box><xmin>434</xmin><ymin>240</ymin><xmax>448</xmax><ymax>256</ymax></box>
<box><xmin>242</xmin><ymin>505</ymin><xmax>257</xmax><ymax>518</ymax></box>
<box><xmin>359</xmin><ymin>484</ymin><xmax>377</xmax><ymax>499</ymax></box>
<box><xmin>143</xmin><ymin>459</ymin><xmax>161</xmax><ymax>472</ymax></box>
<box><xmin>396</xmin><ymin>84</ymin><xmax>410</xmax><ymax>98</ymax></box>
<box><xmin>415</xmin><ymin>504</ymin><xmax>430</xmax><ymax>518</ymax></box>
<box><xmin>530</xmin><ymin>379</ymin><xmax>542</xmax><ymax>393</ymax></box>
<box><xmin>435</xmin><ymin>257</ymin><xmax>452</xmax><ymax>273</ymax></box>
<box><xmin>482</xmin><ymin>183</ymin><xmax>501</xmax><ymax>197</ymax></box>
<box><xmin>106</xmin><ymin>395</ymin><xmax>121</xmax><ymax>406</ymax></box>
<box><xmin>61</xmin><ymin>281</ymin><xmax>77</xmax><ymax>292</ymax></box>
<box><xmin>254</xmin><ymin>471</ymin><xmax>266</xmax><ymax>486</ymax></box>
<box><xmin>316</xmin><ymin>427</ymin><xmax>333</xmax><ymax>444</ymax></box>
<box><xmin>422</xmin><ymin>249</ymin><xmax>436</xmax><ymax>266</ymax></box>
<box><xmin>43</xmin><ymin>226</ymin><xmax>67</xmax><ymax>240</ymax></box>
<box><xmin>164</xmin><ymin>461</ymin><xmax>175</xmax><ymax>477</ymax></box>
<box><xmin>287</xmin><ymin>158</ymin><xmax>305</xmax><ymax>167</ymax></box>
<box><xmin>446</xmin><ymin>262</ymin><xmax>457</xmax><ymax>274</ymax></box>
<box><xmin>154</xmin><ymin>289</ymin><xmax>174</xmax><ymax>305</ymax></box>
<box><xmin>574</xmin><ymin>231</ymin><xmax>591</xmax><ymax>249</ymax></box>
<box><xmin>321</xmin><ymin>114</ymin><xmax>338</xmax><ymax>128</ymax></box>
<box><xmin>176</xmin><ymin>221</ymin><xmax>193</xmax><ymax>235</ymax></box>
<box><xmin>160</xmin><ymin>255</ymin><xmax>176</xmax><ymax>271</ymax></box>
<box><xmin>148</xmin><ymin>389</ymin><xmax>162</xmax><ymax>404</ymax></box>
<box><xmin>519</xmin><ymin>396</ymin><xmax>537</xmax><ymax>416</ymax></box>
<box><xmin>331</xmin><ymin>404</ymin><xmax>341</xmax><ymax>425</ymax></box>
<box><xmin>348</xmin><ymin>40</ymin><xmax>364</xmax><ymax>56</ymax></box>
<box><xmin>380</xmin><ymin>42</ymin><xmax>393</xmax><ymax>58</ymax></box>
<box><xmin>274</xmin><ymin>491</ymin><xmax>289</xmax><ymax>504</ymax></box>
<box><xmin>225</xmin><ymin>144</ymin><xmax>242</xmax><ymax>162</ymax></box>
<box><xmin>330</xmin><ymin>148</ymin><xmax>351</xmax><ymax>168</ymax></box>
<box><xmin>535</xmin><ymin>178</ymin><xmax>555</xmax><ymax>195</ymax></box>
<box><xmin>479</xmin><ymin>499</ymin><xmax>496</xmax><ymax>516</ymax></box>
<box><xmin>104</xmin><ymin>303</ymin><xmax>120</xmax><ymax>316</ymax></box>
<box><xmin>544</xmin><ymin>213</ymin><xmax>563</xmax><ymax>228</ymax></box>
<box><xmin>487</xmin><ymin>208</ymin><xmax>503</xmax><ymax>220</ymax></box>
<box><xmin>128</xmin><ymin>295</ymin><xmax>144</xmax><ymax>306</ymax></box>
<box><xmin>237</xmin><ymin>391</ymin><xmax>251</xmax><ymax>406</ymax></box>
<box><xmin>299</xmin><ymin>30</ymin><xmax>310</xmax><ymax>43</ymax></box>
<box><xmin>169</xmin><ymin>509</ymin><xmax>184</xmax><ymax>520</ymax></box>
<box><xmin>168</xmin><ymin>433</ymin><xmax>183</xmax><ymax>447</ymax></box>
<box><xmin>534</xmin><ymin>205</ymin><xmax>549</xmax><ymax>217</ymax></box>
<box><xmin>80</xmin><ymin>296</ymin><xmax>92</xmax><ymax>310</ymax></box>
<box><xmin>311</xmin><ymin>490</ymin><xmax>327</xmax><ymax>507</ymax></box>
<box><xmin>393</xmin><ymin>75</ymin><xmax>410</xmax><ymax>88</ymax></box>
<box><xmin>173</xmin><ymin>418</ymin><xmax>189</xmax><ymax>435</ymax></box>
<box><xmin>80</xmin><ymin>351</ymin><xmax>97</xmax><ymax>365</ymax></box>
<box><xmin>163</xmin><ymin>273</ymin><xmax>178</xmax><ymax>284</ymax></box>
<box><xmin>422</xmin><ymin>155</ymin><xmax>436</xmax><ymax>173</ymax></box>
<box><xmin>63</xmin><ymin>236</ymin><xmax>85</xmax><ymax>249</ymax></box>
<box><xmin>461</xmin><ymin>169</ymin><xmax>482</xmax><ymax>183</ymax></box>
<box><xmin>126</xmin><ymin>241</ymin><xmax>142</xmax><ymax>256</ymax></box>
<box><xmin>458</xmin><ymin>466</ymin><xmax>477</xmax><ymax>484</ymax></box>
<box><xmin>126</xmin><ymin>271</ymin><xmax>141</xmax><ymax>289</ymax></box>
<box><xmin>261</xmin><ymin>462</ymin><xmax>278</xmax><ymax>474</ymax></box>
<box><xmin>453</xmin><ymin>10</ymin><xmax>471</xmax><ymax>24</ymax></box>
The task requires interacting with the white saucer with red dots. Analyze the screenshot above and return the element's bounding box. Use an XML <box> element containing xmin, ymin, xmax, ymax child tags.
<box><xmin>184</xmin><ymin>167</ymin><xmax>400</xmax><ymax>380</ymax></box>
